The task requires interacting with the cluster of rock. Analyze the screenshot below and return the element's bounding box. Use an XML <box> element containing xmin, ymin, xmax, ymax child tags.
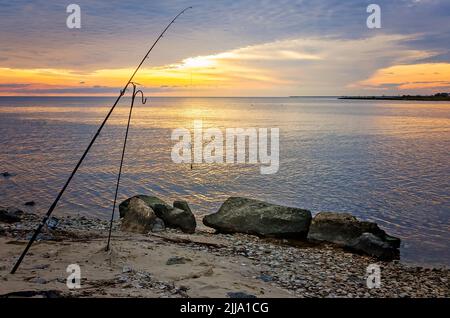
<box><xmin>202</xmin><ymin>197</ymin><xmax>401</xmax><ymax>261</ymax></box>
<box><xmin>119</xmin><ymin>195</ymin><xmax>401</xmax><ymax>260</ymax></box>
<box><xmin>119</xmin><ymin>195</ymin><xmax>196</xmax><ymax>234</ymax></box>
<box><xmin>3</xmin><ymin>192</ymin><xmax>402</xmax><ymax>261</ymax></box>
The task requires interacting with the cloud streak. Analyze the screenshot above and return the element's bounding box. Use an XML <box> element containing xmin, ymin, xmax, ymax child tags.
<box><xmin>1</xmin><ymin>33</ymin><xmax>446</xmax><ymax>96</ymax></box>
<box><xmin>0</xmin><ymin>0</ymin><xmax>449</xmax><ymax>95</ymax></box>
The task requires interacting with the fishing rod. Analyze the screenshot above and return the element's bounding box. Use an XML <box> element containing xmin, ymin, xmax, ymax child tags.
<box><xmin>106</xmin><ymin>82</ymin><xmax>146</xmax><ymax>251</ymax></box>
<box><xmin>10</xmin><ymin>6</ymin><xmax>193</xmax><ymax>274</ymax></box>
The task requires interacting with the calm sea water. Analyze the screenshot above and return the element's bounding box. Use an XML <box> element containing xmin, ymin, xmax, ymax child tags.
<box><xmin>0</xmin><ymin>96</ymin><xmax>449</xmax><ymax>267</ymax></box>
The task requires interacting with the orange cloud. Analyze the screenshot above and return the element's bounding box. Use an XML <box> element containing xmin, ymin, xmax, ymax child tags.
<box><xmin>0</xmin><ymin>52</ymin><xmax>290</xmax><ymax>96</ymax></box>
<box><xmin>357</xmin><ymin>63</ymin><xmax>450</xmax><ymax>90</ymax></box>
<box><xmin>1</xmin><ymin>35</ymin><xmax>447</xmax><ymax>96</ymax></box>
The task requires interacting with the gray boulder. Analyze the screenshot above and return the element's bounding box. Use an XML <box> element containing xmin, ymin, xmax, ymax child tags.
<box><xmin>154</xmin><ymin>204</ymin><xmax>196</xmax><ymax>234</ymax></box>
<box><xmin>119</xmin><ymin>195</ymin><xmax>169</xmax><ymax>218</ymax></box>
<box><xmin>307</xmin><ymin>212</ymin><xmax>401</xmax><ymax>259</ymax></box>
<box><xmin>203</xmin><ymin>197</ymin><xmax>312</xmax><ymax>239</ymax></box>
<box><xmin>347</xmin><ymin>233</ymin><xmax>400</xmax><ymax>260</ymax></box>
<box><xmin>120</xmin><ymin>197</ymin><xmax>162</xmax><ymax>234</ymax></box>
<box><xmin>0</xmin><ymin>207</ymin><xmax>23</xmax><ymax>223</ymax></box>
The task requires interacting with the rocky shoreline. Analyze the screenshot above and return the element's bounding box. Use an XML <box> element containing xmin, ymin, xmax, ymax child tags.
<box><xmin>0</xmin><ymin>200</ymin><xmax>449</xmax><ymax>298</ymax></box>
<box><xmin>120</xmin><ymin>196</ymin><xmax>402</xmax><ymax>261</ymax></box>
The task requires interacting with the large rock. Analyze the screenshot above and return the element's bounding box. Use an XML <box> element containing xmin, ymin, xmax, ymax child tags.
<box><xmin>203</xmin><ymin>197</ymin><xmax>312</xmax><ymax>239</ymax></box>
<box><xmin>307</xmin><ymin>212</ymin><xmax>401</xmax><ymax>259</ymax></box>
<box><xmin>119</xmin><ymin>195</ymin><xmax>169</xmax><ymax>218</ymax></box>
<box><xmin>0</xmin><ymin>207</ymin><xmax>23</xmax><ymax>223</ymax></box>
<box><xmin>347</xmin><ymin>233</ymin><xmax>400</xmax><ymax>260</ymax></box>
<box><xmin>154</xmin><ymin>203</ymin><xmax>196</xmax><ymax>234</ymax></box>
<box><xmin>120</xmin><ymin>197</ymin><xmax>162</xmax><ymax>234</ymax></box>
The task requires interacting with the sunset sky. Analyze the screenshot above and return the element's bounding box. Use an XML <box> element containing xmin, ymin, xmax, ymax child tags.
<box><xmin>0</xmin><ymin>0</ymin><xmax>449</xmax><ymax>96</ymax></box>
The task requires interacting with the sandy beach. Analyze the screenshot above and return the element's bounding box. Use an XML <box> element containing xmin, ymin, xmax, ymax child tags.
<box><xmin>0</xmin><ymin>212</ymin><xmax>448</xmax><ymax>298</ymax></box>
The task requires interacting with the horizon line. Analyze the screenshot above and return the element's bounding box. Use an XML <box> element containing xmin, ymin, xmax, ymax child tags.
<box><xmin>0</xmin><ymin>95</ymin><xmax>341</xmax><ymax>98</ymax></box>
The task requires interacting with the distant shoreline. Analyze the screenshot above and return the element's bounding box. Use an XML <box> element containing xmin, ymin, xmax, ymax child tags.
<box><xmin>338</xmin><ymin>95</ymin><xmax>450</xmax><ymax>101</ymax></box>
<box><xmin>1</xmin><ymin>95</ymin><xmax>449</xmax><ymax>101</ymax></box>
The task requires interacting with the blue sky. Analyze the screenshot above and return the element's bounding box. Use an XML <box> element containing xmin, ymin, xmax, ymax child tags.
<box><xmin>0</xmin><ymin>0</ymin><xmax>449</xmax><ymax>96</ymax></box>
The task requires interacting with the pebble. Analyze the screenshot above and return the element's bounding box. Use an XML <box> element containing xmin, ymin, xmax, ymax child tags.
<box><xmin>258</xmin><ymin>274</ymin><xmax>273</xmax><ymax>282</ymax></box>
<box><xmin>166</xmin><ymin>256</ymin><xmax>191</xmax><ymax>265</ymax></box>
<box><xmin>122</xmin><ymin>265</ymin><xmax>133</xmax><ymax>273</ymax></box>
